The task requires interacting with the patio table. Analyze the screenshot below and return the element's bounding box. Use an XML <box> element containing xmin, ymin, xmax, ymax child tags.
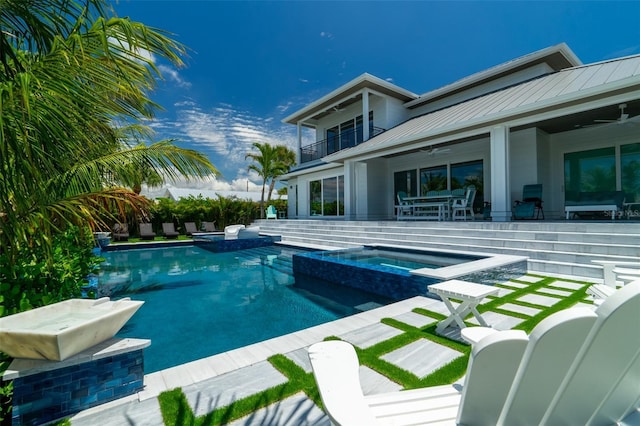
<box><xmin>429</xmin><ymin>279</ymin><xmax>499</xmax><ymax>332</ymax></box>
<box><xmin>404</xmin><ymin>194</ymin><xmax>462</xmax><ymax>220</ymax></box>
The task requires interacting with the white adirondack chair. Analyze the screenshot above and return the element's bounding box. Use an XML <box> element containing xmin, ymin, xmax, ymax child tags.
<box><xmin>308</xmin><ymin>280</ymin><xmax>640</xmax><ymax>425</ymax></box>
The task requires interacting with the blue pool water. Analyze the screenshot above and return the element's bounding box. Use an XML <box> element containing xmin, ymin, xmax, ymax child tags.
<box><xmin>99</xmin><ymin>245</ymin><xmax>391</xmax><ymax>373</ymax></box>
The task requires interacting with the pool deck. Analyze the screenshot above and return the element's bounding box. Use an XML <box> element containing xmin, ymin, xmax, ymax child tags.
<box><xmin>68</xmin><ymin>273</ymin><xmax>596</xmax><ymax>425</ymax></box>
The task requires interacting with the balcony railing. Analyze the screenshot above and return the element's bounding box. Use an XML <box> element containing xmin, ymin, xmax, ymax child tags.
<box><xmin>300</xmin><ymin>126</ymin><xmax>385</xmax><ymax>163</ymax></box>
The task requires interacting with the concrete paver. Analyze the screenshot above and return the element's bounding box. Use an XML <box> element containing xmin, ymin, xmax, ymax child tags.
<box><xmin>381</xmin><ymin>339</ymin><xmax>464</xmax><ymax>379</ymax></box>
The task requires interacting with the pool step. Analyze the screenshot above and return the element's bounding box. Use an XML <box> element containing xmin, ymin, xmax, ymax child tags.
<box><xmin>254</xmin><ymin>220</ymin><xmax>640</xmax><ymax>282</ymax></box>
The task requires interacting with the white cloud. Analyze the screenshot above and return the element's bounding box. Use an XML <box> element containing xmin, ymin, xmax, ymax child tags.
<box><xmin>158</xmin><ymin>65</ymin><xmax>192</xmax><ymax>88</ymax></box>
<box><xmin>145</xmin><ymin>100</ymin><xmax>301</xmax><ymax>190</ymax></box>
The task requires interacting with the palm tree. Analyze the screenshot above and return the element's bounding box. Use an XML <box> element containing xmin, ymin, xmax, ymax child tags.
<box><xmin>0</xmin><ymin>0</ymin><xmax>220</xmax><ymax>266</ymax></box>
<box><xmin>245</xmin><ymin>143</ymin><xmax>296</xmax><ymax>218</ymax></box>
<box><xmin>267</xmin><ymin>145</ymin><xmax>296</xmax><ymax>202</ymax></box>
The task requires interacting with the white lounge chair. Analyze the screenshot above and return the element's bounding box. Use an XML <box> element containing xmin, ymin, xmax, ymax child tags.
<box><xmin>308</xmin><ymin>280</ymin><xmax>640</xmax><ymax>426</ymax></box>
<box><xmin>591</xmin><ymin>259</ymin><xmax>640</xmax><ymax>287</ymax></box>
<box><xmin>224</xmin><ymin>224</ymin><xmax>245</xmax><ymax>240</ymax></box>
<box><xmin>238</xmin><ymin>225</ymin><xmax>260</xmax><ymax>239</ymax></box>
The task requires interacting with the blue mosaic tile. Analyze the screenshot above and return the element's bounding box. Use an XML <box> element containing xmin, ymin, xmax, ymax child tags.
<box><xmin>10</xmin><ymin>349</ymin><xmax>145</xmax><ymax>425</ymax></box>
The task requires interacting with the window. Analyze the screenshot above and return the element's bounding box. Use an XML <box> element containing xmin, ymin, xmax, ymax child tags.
<box><xmin>394</xmin><ymin>169</ymin><xmax>417</xmax><ymax>203</ymax></box>
<box><xmin>326</xmin><ymin>127</ymin><xmax>339</xmax><ymax>155</ymax></box>
<box><xmin>420</xmin><ymin>165</ymin><xmax>447</xmax><ymax>193</ymax></box>
<box><xmin>309</xmin><ymin>176</ymin><xmax>344</xmax><ymax>216</ymax></box>
<box><xmin>451</xmin><ymin>160</ymin><xmax>484</xmax><ymax>212</ymax></box>
<box><xmin>325</xmin><ymin>111</ymin><xmax>374</xmax><ymax>153</ymax></box>
<box><xmin>621</xmin><ymin>143</ymin><xmax>640</xmax><ymax>202</ymax></box>
<box><xmin>564</xmin><ymin>147</ymin><xmax>616</xmax><ymax>200</ymax></box>
<box><xmin>398</xmin><ymin>160</ymin><xmax>484</xmax><ymax>212</ymax></box>
<box><xmin>310</xmin><ymin>180</ymin><xmax>322</xmax><ymax>216</ymax></box>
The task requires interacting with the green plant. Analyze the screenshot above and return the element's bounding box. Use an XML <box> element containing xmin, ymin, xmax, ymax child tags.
<box><xmin>0</xmin><ymin>226</ymin><xmax>99</xmax><ymax>317</ymax></box>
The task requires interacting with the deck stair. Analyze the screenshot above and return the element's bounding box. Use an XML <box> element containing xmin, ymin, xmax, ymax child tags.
<box><xmin>254</xmin><ymin>219</ymin><xmax>640</xmax><ymax>281</ymax></box>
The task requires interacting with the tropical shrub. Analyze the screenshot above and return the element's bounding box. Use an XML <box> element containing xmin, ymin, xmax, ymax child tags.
<box><xmin>0</xmin><ymin>226</ymin><xmax>98</xmax><ymax>318</ymax></box>
<box><xmin>147</xmin><ymin>195</ymin><xmax>273</xmax><ymax>233</ymax></box>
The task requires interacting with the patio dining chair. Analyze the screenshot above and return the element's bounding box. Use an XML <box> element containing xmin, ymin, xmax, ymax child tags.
<box><xmin>396</xmin><ymin>191</ymin><xmax>413</xmax><ymax>219</ymax></box>
<box><xmin>451</xmin><ymin>185</ymin><xmax>476</xmax><ymax>221</ymax></box>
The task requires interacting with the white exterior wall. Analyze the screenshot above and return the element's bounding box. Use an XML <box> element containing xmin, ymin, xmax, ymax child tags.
<box><xmin>509</xmin><ymin>128</ymin><xmax>540</xmax><ymax>203</ymax></box>
<box><xmin>383</xmin><ymin>97</ymin><xmax>410</xmax><ymax>129</ymax></box>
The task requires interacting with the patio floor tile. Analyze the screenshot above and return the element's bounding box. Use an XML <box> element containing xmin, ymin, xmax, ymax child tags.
<box><xmin>466</xmin><ymin>311</ymin><xmax>525</xmax><ymax>330</ymax></box>
<box><xmin>360</xmin><ymin>366</ymin><xmax>404</xmax><ymax>395</ymax></box>
<box><xmin>548</xmin><ymin>280</ymin><xmax>586</xmax><ymax>291</ymax></box>
<box><xmin>284</xmin><ymin>348</ymin><xmax>313</xmax><ymax>373</ymax></box>
<box><xmin>517</xmin><ymin>293</ymin><xmax>561</xmax><ymax>307</ymax></box>
<box><xmin>498</xmin><ymin>303</ymin><xmax>542</xmax><ymax>316</ymax></box>
<box><xmin>340</xmin><ymin>322</ymin><xmax>403</xmax><ymax>349</ymax></box>
<box><xmin>381</xmin><ymin>339</ymin><xmax>463</xmax><ymax>379</ymax></box>
<box><xmin>537</xmin><ymin>287</ymin><xmax>572</xmax><ymax>297</ymax></box>
<box><xmin>227</xmin><ymin>392</ymin><xmax>329</xmax><ymax>426</ymax></box>
<box><xmin>392</xmin><ymin>311</ymin><xmax>437</xmax><ymax>328</ymax></box>
<box><xmin>183</xmin><ymin>361</ymin><xmax>287</xmax><ymax>417</ymax></box>
<box><xmin>501</xmin><ymin>281</ymin><xmax>531</xmax><ymax>289</ymax></box>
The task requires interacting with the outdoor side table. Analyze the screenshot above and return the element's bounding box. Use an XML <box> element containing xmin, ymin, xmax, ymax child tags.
<box><xmin>429</xmin><ymin>280</ymin><xmax>499</xmax><ymax>332</ymax></box>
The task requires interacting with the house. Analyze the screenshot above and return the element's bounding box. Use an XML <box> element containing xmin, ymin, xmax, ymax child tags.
<box><xmin>280</xmin><ymin>43</ymin><xmax>640</xmax><ymax>221</ymax></box>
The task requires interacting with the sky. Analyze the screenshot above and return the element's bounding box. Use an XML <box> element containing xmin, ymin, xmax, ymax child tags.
<box><xmin>109</xmin><ymin>0</ymin><xmax>640</xmax><ymax>194</ymax></box>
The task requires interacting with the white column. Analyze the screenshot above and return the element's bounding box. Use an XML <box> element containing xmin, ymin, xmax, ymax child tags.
<box><xmin>362</xmin><ymin>89</ymin><xmax>370</xmax><ymax>141</ymax></box>
<box><xmin>296</xmin><ymin>122</ymin><xmax>302</xmax><ymax>164</ymax></box>
<box><xmin>490</xmin><ymin>126</ymin><xmax>512</xmax><ymax>222</ymax></box>
<box><xmin>344</xmin><ymin>160</ymin><xmax>356</xmax><ymax>219</ymax></box>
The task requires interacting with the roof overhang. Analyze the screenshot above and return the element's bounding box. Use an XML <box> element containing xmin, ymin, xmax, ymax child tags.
<box><xmin>282</xmin><ymin>73</ymin><xmax>418</xmax><ymax>127</ymax></box>
<box><xmin>322</xmin><ymin>74</ymin><xmax>640</xmax><ymax>164</ymax></box>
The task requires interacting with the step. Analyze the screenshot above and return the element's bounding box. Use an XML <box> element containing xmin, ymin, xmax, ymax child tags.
<box><xmin>254</xmin><ymin>220</ymin><xmax>639</xmax><ymax>282</ymax></box>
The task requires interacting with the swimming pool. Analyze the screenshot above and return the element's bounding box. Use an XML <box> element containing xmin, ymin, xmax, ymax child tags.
<box><xmin>98</xmin><ymin>245</ymin><xmax>391</xmax><ymax>373</ymax></box>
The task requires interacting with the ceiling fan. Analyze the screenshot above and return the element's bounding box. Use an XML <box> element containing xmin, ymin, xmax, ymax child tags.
<box><xmin>420</xmin><ymin>146</ymin><xmax>451</xmax><ymax>156</ymax></box>
<box><xmin>594</xmin><ymin>103</ymin><xmax>636</xmax><ymax>125</ymax></box>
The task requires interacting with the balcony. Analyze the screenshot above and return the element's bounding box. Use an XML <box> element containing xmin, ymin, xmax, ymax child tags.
<box><xmin>300</xmin><ymin>126</ymin><xmax>385</xmax><ymax>163</ymax></box>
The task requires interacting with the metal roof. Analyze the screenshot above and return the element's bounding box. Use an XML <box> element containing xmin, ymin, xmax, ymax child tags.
<box><xmin>405</xmin><ymin>43</ymin><xmax>582</xmax><ymax>109</ymax></box>
<box><xmin>323</xmin><ymin>54</ymin><xmax>640</xmax><ymax>163</ymax></box>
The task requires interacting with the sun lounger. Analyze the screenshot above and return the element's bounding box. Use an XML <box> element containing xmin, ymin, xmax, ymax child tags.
<box><xmin>112</xmin><ymin>223</ymin><xmax>129</xmax><ymax>241</ymax></box>
<box><xmin>162</xmin><ymin>223</ymin><xmax>179</xmax><ymax>239</ymax></box>
<box><xmin>201</xmin><ymin>221</ymin><xmax>216</xmax><ymax>232</ymax></box>
<box><xmin>184</xmin><ymin>222</ymin><xmax>198</xmax><ymax>236</ymax></box>
<box><xmin>138</xmin><ymin>223</ymin><xmax>156</xmax><ymax>240</ymax></box>
<box><xmin>224</xmin><ymin>224</ymin><xmax>245</xmax><ymax>240</ymax></box>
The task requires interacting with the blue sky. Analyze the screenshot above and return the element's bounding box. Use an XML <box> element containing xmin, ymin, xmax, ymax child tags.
<box><xmin>110</xmin><ymin>0</ymin><xmax>640</xmax><ymax>193</ymax></box>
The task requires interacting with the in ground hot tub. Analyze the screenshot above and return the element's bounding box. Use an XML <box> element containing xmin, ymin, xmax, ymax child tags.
<box><xmin>0</xmin><ymin>297</ymin><xmax>143</xmax><ymax>361</ymax></box>
<box><xmin>293</xmin><ymin>244</ymin><xmax>527</xmax><ymax>300</ymax></box>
